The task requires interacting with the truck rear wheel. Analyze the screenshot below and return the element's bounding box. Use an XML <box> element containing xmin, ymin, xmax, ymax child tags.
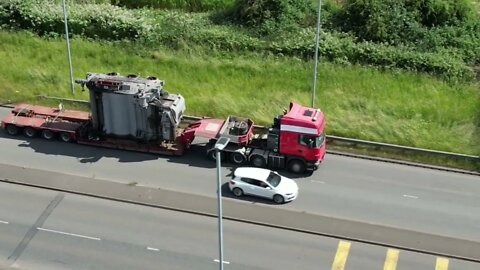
<box><xmin>41</xmin><ymin>130</ymin><xmax>55</xmax><ymax>140</ymax></box>
<box><xmin>5</xmin><ymin>124</ymin><xmax>19</xmax><ymax>136</ymax></box>
<box><xmin>230</xmin><ymin>152</ymin><xmax>245</xmax><ymax>165</ymax></box>
<box><xmin>250</xmin><ymin>155</ymin><xmax>266</xmax><ymax>168</ymax></box>
<box><xmin>208</xmin><ymin>150</ymin><xmax>226</xmax><ymax>161</ymax></box>
<box><xmin>288</xmin><ymin>159</ymin><xmax>306</xmax><ymax>174</ymax></box>
<box><xmin>23</xmin><ymin>127</ymin><xmax>36</xmax><ymax>138</ymax></box>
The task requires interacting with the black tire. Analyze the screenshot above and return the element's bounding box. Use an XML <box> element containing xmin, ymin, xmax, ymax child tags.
<box><xmin>5</xmin><ymin>124</ymin><xmax>19</xmax><ymax>136</ymax></box>
<box><xmin>250</xmin><ymin>155</ymin><xmax>266</xmax><ymax>168</ymax></box>
<box><xmin>232</xmin><ymin>188</ymin><xmax>243</xmax><ymax>197</ymax></box>
<box><xmin>41</xmin><ymin>130</ymin><xmax>55</xmax><ymax>140</ymax></box>
<box><xmin>230</xmin><ymin>152</ymin><xmax>245</xmax><ymax>165</ymax></box>
<box><xmin>273</xmin><ymin>194</ymin><xmax>285</xmax><ymax>204</ymax></box>
<box><xmin>59</xmin><ymin>132</ymin><xmax>72</xmax><ymax>142</ymax></box>
<box><xmin>23</xmin><ymin>127</ymin><xmax>36</xmax><ymax>138</ymax></box>
<box><xmin>288</xmin><ymin>159</ymin><xmax>306</xmax><ymax>174</ymax></box>
<box><xmin>207</xmin><ymin>150</ymin><xmax>226</xmax><ymax>161</ymax></box>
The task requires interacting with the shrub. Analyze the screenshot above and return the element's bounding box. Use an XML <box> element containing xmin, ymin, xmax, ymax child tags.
<box><xmin>112</xmin><ymin>0</ymin><xmax>235</xmax><ymax>12</ymax></box>
<box><xmin>223</xmin><ymin>0</ymin><xmax>316</xmax><ymax>35</ymax></box>
<box><xmin>0</xmin><ymin>0</ymin><xmax>152</xmax><ymax>40</ymax></box>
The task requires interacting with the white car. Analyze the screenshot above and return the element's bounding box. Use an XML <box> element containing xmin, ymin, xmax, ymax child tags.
<box><xmin>229</xmin><ymin>167</ymin><xmax>299</xmax><ymax>204</ymax></box>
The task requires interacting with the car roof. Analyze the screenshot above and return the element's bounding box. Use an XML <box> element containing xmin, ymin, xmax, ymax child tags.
<box><xmin>234</xmin><ymin>167</ymin><xmax>271</xmax><ymax>181</ymax></box>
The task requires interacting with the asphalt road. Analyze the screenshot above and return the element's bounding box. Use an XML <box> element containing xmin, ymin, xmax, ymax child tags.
<box><xmin>0</xmin><ymin>106</ymin><xmax>479</xmax><ymax>243</ymax></box>
<box><xmin>0</xmin><ymin>182</ymin><xmax>478</xmax><ymax>270</ymax></box>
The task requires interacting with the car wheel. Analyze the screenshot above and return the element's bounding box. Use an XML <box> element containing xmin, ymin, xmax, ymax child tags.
<box><xmin>23</xmin><ymin>127</ymin><xmax>36</xmax><ymax>138</ymax></box>
<box><xmin>5</xmin><ymin>124</ymin><xmax>19</xmax><ymax>136</ymax></box>
<box><xmin>60</xmin><ymin>132</ymin><xmax>72</xmax><ymax>142</ymax></box>
<box><xmin>230</xmin><ymin>152</ymin><xmax>245</xmax><ymax>165</ymax></box>
<box><xmin>41</xmin><ymin>130</ymin><xmax>55</xmax><ymax>140</ymax></box>
<box><xmin>232</xmin><ymin>188</ymin><xmax>243</xmax><ymax>197</ymax></box>
<box><xmin>250</xmin><ymin>155</ymin><xmax>266</xmax><ymax>168</ymax></box>
<box><xmin>288</xmin><ymin>159</ymin><xmax>306</xmax><ymax>174</ymax></box>
<box><xmin>273</xmin><ymin>194</ymin><xmax>285</xmax><ymax>204</ymax></box>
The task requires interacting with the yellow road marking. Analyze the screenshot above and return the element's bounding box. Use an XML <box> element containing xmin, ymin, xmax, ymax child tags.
<box><xmin>383</xmin><ymin>249</ymin><xmax>399</xmax><ymax>270</ymax></box>
<box><xmin>435</xmin><ymin>257</ymin><xmax>449</xmax><ymax>270</ymax></box>
<box><xmin>331</xmin><ymin>241</ymin><xmax>351</xmax><ymax>270</ymax></box>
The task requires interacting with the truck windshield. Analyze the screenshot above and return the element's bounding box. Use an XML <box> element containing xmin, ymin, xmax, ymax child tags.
<box><xmin>266</xmin><ymin>172</ymin><xmax>281</xmax><ymax>187</ymax></box>
<box><xmin>315</xmin><ymin>132</ymin><xmax>325</xmax><ymax>147</ymax></box>
<box><xmin>299</xmin><ymin>133</ymin><xmax>325</xmax><ymax>148</ymax></box>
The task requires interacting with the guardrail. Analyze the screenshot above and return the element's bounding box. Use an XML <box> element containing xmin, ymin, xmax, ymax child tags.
<box><xmin>33</xmin><ymin>94</ymin><xmax>480</xmax><ymax>164</ymax></box>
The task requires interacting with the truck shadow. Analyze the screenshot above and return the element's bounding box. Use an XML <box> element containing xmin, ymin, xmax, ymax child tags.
<box><xmin>3</xmin><ymin>132</ymin><xmax>311</xmax><ymax>177</ymax></box>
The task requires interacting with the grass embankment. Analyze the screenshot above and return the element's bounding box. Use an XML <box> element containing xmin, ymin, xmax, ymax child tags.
<box><xmin>0</xmin><ymin>31</ymin><xmax>478</xmax><ymax>169</ymax></box>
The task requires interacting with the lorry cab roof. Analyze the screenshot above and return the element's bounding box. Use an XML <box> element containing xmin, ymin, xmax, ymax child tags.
<box><xmin>280</xmin><ymin>102</ymin><xmax>325</xmax><ymax>135</ymax></box>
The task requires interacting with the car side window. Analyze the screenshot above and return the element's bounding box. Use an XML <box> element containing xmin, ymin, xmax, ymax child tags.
<box><xmin>240</xmin><ymin>177</ymin><xmax>253</xmax><ymax>184</ymax></box>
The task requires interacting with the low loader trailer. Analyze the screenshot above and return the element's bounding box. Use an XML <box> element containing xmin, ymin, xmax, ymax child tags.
<box><xmin>1</xmin><ymin>72</ymin><xmax>326</xmax><ymax>174</ymax></box>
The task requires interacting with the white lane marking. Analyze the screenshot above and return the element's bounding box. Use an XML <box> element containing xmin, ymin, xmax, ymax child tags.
<box><xmin>147</xmin><ymin>247</ymin><xmax>159</xmax><ymax>251</ymax></box>
<box><xmin>37</xmin><ymin>227</ymin><xmax>101</xmax><ymax>241</ymax></box>
<box><xmin>310</xmin><ymin>180</ymin><xmax>325</xmax><ymax>184</ymax></box>
<box><xmin>213</xmin><ymin>259</ymin><xmax>230</xmax><ymax>264</ymax></box>
<box><xmin>0</xmin><ymin>220</ymin><xmax>9</xmax><ymax>224</ymax></box>
<box><xmin>403</xmin><ymin>194</ymin><xmax>419</xmax><ymax>199</ymax></box>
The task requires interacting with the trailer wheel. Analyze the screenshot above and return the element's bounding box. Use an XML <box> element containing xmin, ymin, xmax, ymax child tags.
<box><xmin>250</xmin><ymin>155</ymin><xmax>266</xmax><ymax>168</ymax></box>
<box><xmin>288</xmin><ymin>159</ymin><xmax>306</xmax><ymax>174</ymax></box>
<box><xmin>232</xmin><ymin>188</ymin><xmax>243</xmax><ymax>197</ymax></box>
<box><xmin>208</xmin><ymin>150</ymin><xmax>226</xmax><ymax>161</ymax></box>
<box><xmin>41</xmin><ymin>130</ymin><xmax>55</xmax><ymax>140</ymax></box>
<box><xmin>230</xmin><ymin>152</ymin><xmax>245</xmax><ymax>165</ymax></box>
<box><xmin>5</xmin><ymin>124</ymin><xmax>19</xmax><ymax>136</ymax></box>
<box><xmin>23</xmin><ymin>127</ymin><xmax>36</xmax><ymax>138</ymax></box>
<box><xmin>273</xmin><ymin>194</ymin><xmax>285</xmax><ymax>204</ymax></box>
<box><xmin>60</xmin><ymin>132</ymin><xmax>72</xmax><ymax>143</ymax></box>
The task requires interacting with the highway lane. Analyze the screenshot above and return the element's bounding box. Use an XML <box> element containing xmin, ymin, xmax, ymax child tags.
<box><xmin>0</xmin><ymin>107</ymin><xmax>479</xmax><ymax>242</ymax></box>
<box><xmin>0</xmin><ymin>182</ymin><xmax>478</xmax><ymax>270</ymax></box>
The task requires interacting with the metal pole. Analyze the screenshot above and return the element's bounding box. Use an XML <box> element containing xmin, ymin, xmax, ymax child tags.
<box><xmin>62</xmin><ymin>0</ymin><xmax>74</xmax><ymax>94</ymax></box>
<box><xmin>215</xmin><ymin>150</ymin><xmax>224</xmax><ymax>270</ymax></box>
<box><xmin>311</xmin><ymin>0</ymin><xmax>322</xmax><ymax>108</ymax></box>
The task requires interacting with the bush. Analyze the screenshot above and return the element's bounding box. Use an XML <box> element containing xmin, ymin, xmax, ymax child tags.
<box><xmin>112</xmin><ymin>0</ymin><xmax>235</xmax><ymax>12</ymax></box>
<box><xmin>0</xmin><ymin>0</ymin><xmax>152</xmax><ymax>40</ymax></box>
<box><xmin>333</xmin><ymin>0</ymin><xmax>477</xmax><ymax>43</ymax></box>
<box><xmin>223</xmin><ymin>0</ymin><xmax>316</xmax><ymax>35</ymax></box>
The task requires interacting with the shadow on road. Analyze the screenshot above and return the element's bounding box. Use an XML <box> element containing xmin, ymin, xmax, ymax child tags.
<box><xmin>2</xmin><ymin>131</ymin><xmax>311</xmax><ymax>178</ymax></box>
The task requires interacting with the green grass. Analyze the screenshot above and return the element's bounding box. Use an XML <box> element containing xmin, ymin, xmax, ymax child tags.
<box><xmin>0</xmin><ymin>30</ymin><xmax>478</xmax><ymax>158</ymax></box>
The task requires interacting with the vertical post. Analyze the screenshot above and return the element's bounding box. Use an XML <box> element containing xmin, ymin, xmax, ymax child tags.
<box><xmin>311</xmin><ymin>0</ymin><xmax>322</xmax><ymax>108</ymax></box>
<box><xmin>62</xmin><ymin>0</ymin><xmax>74</xmax><ymax>94</ymax></box>
<box><xmin>215</xmin><ymin>149</ymin><xmax>224</xmax><ymax>270</ymax></box>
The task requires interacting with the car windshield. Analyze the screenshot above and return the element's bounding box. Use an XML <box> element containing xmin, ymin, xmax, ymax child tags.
<box><xmin>266</xmin><ymin>172</ymin><xmax>281</xmax><ymax>187</ymax></box>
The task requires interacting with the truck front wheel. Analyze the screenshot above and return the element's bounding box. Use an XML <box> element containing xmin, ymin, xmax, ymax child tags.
<box><xmin>250</xmin><ymin>155</ymin><xmax>266</xmax><ymax>168</ymax></box>
<box><xmin>288</xmin><ymin>160</ymin><xmax>306</xmax><ymax>174</ymax></box>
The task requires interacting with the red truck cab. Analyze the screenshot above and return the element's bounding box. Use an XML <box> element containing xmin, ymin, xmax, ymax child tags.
<box><xmin>277</xmin><ymin>102</ymin><xmax>326</xmax><ymax>171</ymax></box>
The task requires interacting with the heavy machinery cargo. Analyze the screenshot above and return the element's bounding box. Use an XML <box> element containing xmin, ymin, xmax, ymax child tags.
<box><xmin>1</xmin><ymin>72</ymin><xmax>326</xmax><ymax>174</ymax></box>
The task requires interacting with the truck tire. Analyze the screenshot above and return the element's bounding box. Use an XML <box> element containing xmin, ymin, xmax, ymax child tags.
<box><xmin>250</xmin><ymin>155</ymin><xmax>266</xmax><ymax>168</ymax></box>
<box><xmin>208</xmin><ymin>150</ymin><xmax>226</xmax><ymax>161</ymax></box>
<box><xmin>288</xmin><ymin>159</ymin><xmax>306</xmax><ymax>174</ymax></box>
<box><xmin>5</xmin><ymin>124</ymin><xmax>19</xmax><ymax>136</ymax></box>
<box><xmin>230</xmin><ymin>152</ymin><xmax>245</xmax><ymax>165</ymax></box>
<box><xmin>60</xmin><ymin>132</ymin><xmax>72</xmax><ymax>143</ymax></box>
<box><xmin>232</xmin><ymin>188</ymin><xmax>243</xmax><ymax>197</ymax></box>
<box><xmin>23</xmin><ymin>127</ymin><xmax>36</xmax><ymax>138</ymax></box>
<box><xmin>41</xmin><ymin>130</ymin><xmax>55</xmax><ymax>140</ymax></box>
<box><xmin>273</xmin><ymin>194</ymin><xmax>285</xmax><ymax>204</ymax></box>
